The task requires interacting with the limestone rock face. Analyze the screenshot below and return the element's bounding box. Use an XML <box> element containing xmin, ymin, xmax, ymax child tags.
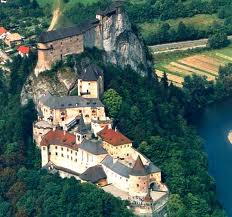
<box><xmin>21</xmin><ymin>68</ymin><xmax>77</xmax><ymax>105</ymax></box>
<box><xmin>102</xmin><ymin>11</ymin><xmax>148</xmax><ymax>76</ymax></box>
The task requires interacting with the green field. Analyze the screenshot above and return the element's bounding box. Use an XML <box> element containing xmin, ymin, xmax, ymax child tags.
<box><xmin>154</xmin><ymin>45</ymin><xmax>232</xmax><ymax>85</ymax></box>
<box><xmin>139</xmin><ymin>14</ymin><xmax>223</xmax><ymax>40</ymax></box>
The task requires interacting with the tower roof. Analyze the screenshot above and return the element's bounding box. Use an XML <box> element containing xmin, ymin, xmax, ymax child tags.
<box><xmin>77</xmin><ymin>115</ymin><xmax>88</xmax><ymax>134</ymax></box>
<box><xmin>131</xmin><ymin>155</ymin><xmax>147</xmax><ymax>176</ymax></box>
<box><xmin>81</xmin><ymin>64</ymin><xmax>103</xmax><ymax>81</ymax></box>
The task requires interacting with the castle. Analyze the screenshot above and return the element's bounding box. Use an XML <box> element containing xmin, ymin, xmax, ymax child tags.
<box><xmin>35</xmin><ymin>2</ymin><xmax>123</xmax><ymax>76</ymax></box>
<box><xmin>33</xmin><ymin>60</ymin><xmax>168</xmax><ymax>215</ymax></box>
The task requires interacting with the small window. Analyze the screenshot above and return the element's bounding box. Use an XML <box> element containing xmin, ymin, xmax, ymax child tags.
<box><xmin>55</xmin><ymin>152</ymin><xmax>58</xmax><ymax>156</ymax></box>
<box><xmin>67</xmin><ymin>148</ymin><xmax>69</xmax><ymax>152</ymax></box>
<box><xmin>49</xmin><ymin>152</ymin><xmax>51</xmax><ymax>155</ymax></box>
<box><xmin>137</xmin><ymin>184</ymin><xmax>139</xmax><ymax>187</ymax></box>
<box><xmin>61</xmin><ymin>154</ymin><xmax>64</xmax><ymax>157</ymax></box>
<box><xmin>55</xmin><ymin>146</ymin><xmax>57</xmax><ymax>149</ymax></box>
<box><xmin>61</xmin><ymin>147</ymin><xmax>63</xmax><ymax>151</ymax></box>
<box><xmin>43</xmin><ymin>147</ymin><xmax>46</xmax><ymax>150</ymax></box>
<box><xmin>67</xmin><ymin>155</ymin><xmax>69</xmax><ymax>159</ymax></box>
<box><xmin>71</xmin><ymin>150</ymin><xmax>72</xmax><ymax>154</ymax></box>
<box><xmin>75</xmin><ymin>159</ymin><xmax>77</xmax><ymax>162</ymax></box>
<box><xmin>75</xmin><ymin>152</ymin><xmax>77</xmax><ymax>156</ymax></box>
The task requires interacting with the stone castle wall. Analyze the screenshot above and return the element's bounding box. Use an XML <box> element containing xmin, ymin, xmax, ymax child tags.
<box><xmin>129</xmin><ymin>175</ymin><xmax>149</xmax><ymax>197</ymax></box>
<box><xmin>35</xmin><ymin>34</ymin><xmax>84</xmax><ymax>76</ymax></box>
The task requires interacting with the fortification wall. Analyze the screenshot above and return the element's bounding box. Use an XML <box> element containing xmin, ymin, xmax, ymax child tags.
<box><xmin>35</xmin><ymin>34</ymin><xmax>84</xmax><ymax>76</ymax></box>
<box><xmin>129</xmin><ymin>175</ymin><xmax>149</xmax><ymax>197</ymax></box>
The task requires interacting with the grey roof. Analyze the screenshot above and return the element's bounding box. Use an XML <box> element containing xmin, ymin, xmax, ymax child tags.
<box><xmin>79</xmin><ymin>165</ymin><xmax>106</xmax><ymax>183</ymax></box>
<box><xmin>81</xmin><ymin>64</ymin><xmax>103</xmax><ymax>81</ymax></box>
<box><xmin>77</xmin><ymin>115</ymin><xmax>89</xmax><ymax>134</ymax></box>
<box><xmin>97</xmin><ymin>1</ymin><xmax>123</xmax><ymax>16</ymax></box>
<box><xmin>39</xmin><ymin>92</ymin><xmax>104</xmax><ymax>109</ymax></box>
<box><xmin>38</xmin><ymin>19</ymin><xmax>99</xmax><ymax>43</ymax></box>
<box><xmin>147</xmin><ymin>162</ymin><xmax>161</xmax><ymax>173</ymax></box>
<box><xmin>79</xmin><ymin>139</ymin><xmax>107</xmax><ymax>155</ymax></box>
<box><xmin>101</xmin><ymin>155</ymin><xmax>130</xmax><ymax>178</ymax></box>
<box><xmin>130</xmin><ymin>155</ymin><xmax>147</xmax><ymax>176</ymax></box>
<box><xmin>101</xmin><ymin>155</ymin><xmax>161</xmax><ymax>178</ymax></box>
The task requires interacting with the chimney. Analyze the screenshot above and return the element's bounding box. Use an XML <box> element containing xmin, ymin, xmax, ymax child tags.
<box><xmin>113</xmin><ymin>158</ymin><xmax>117</xmax><ymax>164</ymax></box>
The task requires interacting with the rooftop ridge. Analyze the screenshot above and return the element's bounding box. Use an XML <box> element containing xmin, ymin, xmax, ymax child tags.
<box><xmin>38</xmin><ymin>19</ymin><xmax>100</xmax><ymax>43</ymax></box>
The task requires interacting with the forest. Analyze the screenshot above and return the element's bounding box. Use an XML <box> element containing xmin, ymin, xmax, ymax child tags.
<box><xmin>58</xmin><ymin>0</ymin><xmax>232</xmax><ymax>45</ymax></box>
<box><xmin>1</xmin><ymin>46</ymin><xmax>229</xmax><ymax>216</ymax></box>
<box><xmin>0</xmin><ymin>53</ymin><xmax>134</xmax><ymax>217</ymax></box>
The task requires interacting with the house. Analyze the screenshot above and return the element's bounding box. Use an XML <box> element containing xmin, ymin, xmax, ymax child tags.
<box><xmin>0</xmin><ymin>27</ymin><xmax>8</xmax><ymax>40</ymax></box>
<box><xmin>4</xmin><ymin>33</ymin><xmax>23</xmax><ymax>47</ymax></box>
<box><xmin>17</xmin><ymin>45</ymin><xmax>30</xmax><ymax>57</ymax></box>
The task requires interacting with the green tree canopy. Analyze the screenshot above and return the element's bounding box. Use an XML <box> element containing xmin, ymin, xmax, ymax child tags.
<box><xmin>103</xmin><ymin>88</ymin><xmax>122</xmax><ymax>119</ymax></box>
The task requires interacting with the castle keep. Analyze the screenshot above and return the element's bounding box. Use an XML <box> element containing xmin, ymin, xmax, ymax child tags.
<box><xmin>35</xmin><ymin>3</ymin><xmax>123</xmax><ymax>76</ymax></box>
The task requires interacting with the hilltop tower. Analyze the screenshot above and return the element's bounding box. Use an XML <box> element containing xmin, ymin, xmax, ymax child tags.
<box><xmin>77</xmin><ymin>64</ymin><xmax>104</xmax><ymax>99</ymax></box>
<box><xmin>129</xmin><ymin>156</ymin><xmax>149</xmax><ymax>197</ymax></box>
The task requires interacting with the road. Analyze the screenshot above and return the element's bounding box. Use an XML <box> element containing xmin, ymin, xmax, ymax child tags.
<box><xmin>149</xmin><ymin>35</ymin><xmax>232</xmax><ymax>54</ymax></box>
<box><xmin>48</xmin><ymin>0</ymin><xmax>62</xmax><ymax>31</ymax></box>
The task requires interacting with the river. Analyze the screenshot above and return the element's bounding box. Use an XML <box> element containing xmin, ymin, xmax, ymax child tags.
<box><xmin>197</xmin><ymin>98</ymin><xmax>232</xmax><ymax>216</ymax></box>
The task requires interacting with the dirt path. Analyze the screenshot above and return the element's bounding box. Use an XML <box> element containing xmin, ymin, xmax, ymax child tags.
<box><xmin>48</xmin><ymin>0</ymin><xmax>62</xmax><ymax>31</ymax></box>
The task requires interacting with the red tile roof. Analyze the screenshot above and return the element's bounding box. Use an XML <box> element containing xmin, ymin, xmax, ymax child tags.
<box><xmin>0</xmin><ymin>27</ymin><xmax>7</xmax><ymax>35</ymax></box>
<box><xmin>98</xmin><ymin>127</ymin><xmax>132</xmax><ymax>146</ymax></box>
<box><xmin>41</xmin><ymin>130</ymin><xmax>76</xmax><ymax>148</ymax></box>
<box><xmin>17</xmin><ymin>45</ymin><xmax>30</xmax><ymax>54</ymax></box>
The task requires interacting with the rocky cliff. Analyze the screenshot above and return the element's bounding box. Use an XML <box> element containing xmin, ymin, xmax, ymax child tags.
<box><xmin>21</xmin><ymin>67</ymin><xmax>78</xmax><ymax>105</ymax></box>
<box><xmin>21</xmin><ymin>6</ymin><xmax>150</xmax><ymax>105</ymax></box>
<box><xmin>102</xmin><ymin>10</ymin><xmax>149</xmax><ymax>76</ymax></box>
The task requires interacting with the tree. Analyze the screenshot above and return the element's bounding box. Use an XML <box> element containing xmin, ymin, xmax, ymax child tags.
<box><xmin>167</xmin><ymin>194</ymin><xmax>186</xmax><ymax>217</ymax></box>
<box><xmin>103</xmin><ymin>89</ymin><xmax>122</xmax><ymax>119</ymax></box>
<box><xmin>177</xmin><ymin>22</ymin><xmax>188</xmax><ymax>40</ymax></box>
<box><xmin>207</xmin><ymin>31</ymin><xmax>229</xmax><ymax>49</ymax></box>
<box><xmin>161</xmin><ymin>72</ymin><xmax>169</xmax><ymax>88</ymax></box>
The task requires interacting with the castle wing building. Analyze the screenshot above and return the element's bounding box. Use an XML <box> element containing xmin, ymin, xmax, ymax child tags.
<box><xmin>38</xmin><ymin>92</ymin><xmax>106</xmax><ymax>127</ymax></box>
